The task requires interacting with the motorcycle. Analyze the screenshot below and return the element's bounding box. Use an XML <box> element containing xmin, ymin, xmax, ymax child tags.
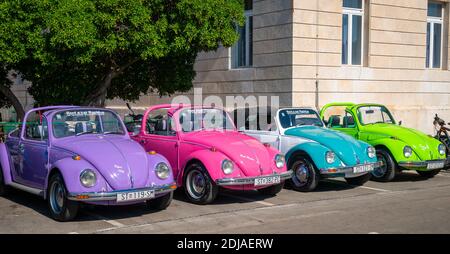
<box><xmin>433</xmin><ymin>114</ymin><xmax>450</xmax><ymax>169</ymax></box>
<box><xmin>124</xmin><ymin>103</ymin><xmax>143</xmax><ymax>135</ymax></box>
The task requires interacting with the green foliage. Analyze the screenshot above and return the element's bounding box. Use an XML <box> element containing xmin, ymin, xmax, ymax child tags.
<box><xmin>14</xmin><ymin>0</ymin><xmax>244</xmax><ymax>106</ymax></box>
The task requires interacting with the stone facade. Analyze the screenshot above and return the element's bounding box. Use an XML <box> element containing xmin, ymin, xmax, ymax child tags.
<box><xmin>187</xmin><ymin>0</ymin><xmax>450</xmax><ymax>134</ymax></box>
<box><xmin>115</xmin><ymin>0</ymin><xmax>450</xmax><ymax>134</ymax></box>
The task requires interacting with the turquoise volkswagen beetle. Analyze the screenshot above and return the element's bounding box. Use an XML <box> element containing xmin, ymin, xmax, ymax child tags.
<box><xmin>232</xmin><ymin>107</ymin><xmax>381</xmax><ymax>191</ymax></box>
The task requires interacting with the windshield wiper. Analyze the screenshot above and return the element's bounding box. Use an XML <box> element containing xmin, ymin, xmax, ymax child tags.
<box><xmin>75</xmin><ymin>131</ymin><xmax>95</xmax><ymax>136</ymax></box>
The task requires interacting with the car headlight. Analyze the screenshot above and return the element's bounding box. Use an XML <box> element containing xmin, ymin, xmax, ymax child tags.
<box><xmin>155</xmin><ymin>162</ymin><xmax>170</xmax><ymax>179</ymax></box>
<box><xmin>222</xmin><ymin>159</ymin><xmax>234</xmax><ymax>174</ymax></box>
<box><xmin>275</xmin><ymin>154</ymin><xmax>285</xmax><ymax>168</ymax></box>
<box><xmin>403</xmin><ymin>146</ymin><xmax>412</xmax><ymax>158</ymax></box>
<box><xmin>80</xmin><ymin>169</ymin><xmax>96</xmax><ymax>188</ymax></box>
<box><xmin>438</xmin><ymin>144</ymin><xmax>446</xmax><ymax>155</ymax></box>
<box><xmin>367</xmin><ymin>146</ymin><xmax>376</xmax><ymax>159</ymax></box>
<box><xmin>325</xmin><ymin>151</ymin><xmax>335</xmax><ymax>164</ymax></box>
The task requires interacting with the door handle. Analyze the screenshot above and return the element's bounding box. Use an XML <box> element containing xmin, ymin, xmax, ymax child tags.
<box><xmin>140</xmin><ymin>139</ymin><xmax>147</xmax><ymax>144</ymax></box>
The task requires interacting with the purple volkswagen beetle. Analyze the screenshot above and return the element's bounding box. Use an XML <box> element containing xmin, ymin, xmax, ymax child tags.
<box><xmin>0</xmin><ymin>106</ymin><xmax>176</xmax><ymax>221</ymax></box>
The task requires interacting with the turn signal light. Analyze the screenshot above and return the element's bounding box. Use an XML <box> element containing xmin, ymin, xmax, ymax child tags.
<box><xmin>210</xmin><ymin>147</ymin><xmax>217</xmax><ymax>152</ymax></box>
<box><xmin>170</xmin><ymin>184</ymin><xmax>177</xmax><ymax>189</ymax></box>
<box><xmin>148</xmin><ymin>151</ymin><xmax>157</xmax><ymax>155</ymax></box>
<box><xmin>327</xmin><ymin>169</ymin><xmax>338</xmax><ymax>173</ymax></box>
<box><xmin>263</xmin><ymin>143</ymin><xmax>271</xmax><ymax>147</ymax></box>
<box><xmin>76</xmin><ymin>195</ymin><xmax>89</xmax><ymax>200</ymax></box>
<box><xmin>72</xmin><ymin>155</ymin><xmax>81</xmax><ymax>161</ymax></box>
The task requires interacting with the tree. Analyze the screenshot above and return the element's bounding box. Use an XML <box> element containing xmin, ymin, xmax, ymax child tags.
<box><xmin>19</xmin><ymin>0</ymin><xmax>244</xmax><ymax>107</ymax></box>
<box><xmin>0</xmin><ymin>0</ymin><xmax>43</xmax><ymax>120</ymax></box>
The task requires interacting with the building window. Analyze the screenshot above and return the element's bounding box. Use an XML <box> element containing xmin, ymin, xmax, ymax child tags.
<box><xmin>426</xmin><ymin>2</ymin><xmax>443</xmax><ymax>69</ymax></box>
<box><xmin>231</xmin><ymin>0</ymin><xmax>253</xmax><ymax>68</ymax></box>
<box><xmin>342</xmin><ymin>0</ymin><xmax>364</xmax><ymax>65</ymax></box>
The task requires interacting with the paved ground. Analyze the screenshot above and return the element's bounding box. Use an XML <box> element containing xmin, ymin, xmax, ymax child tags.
<box><xmin>1</xmin><ymin>170</ymin><xmax>450</xmax><ymax>234</ymax></box>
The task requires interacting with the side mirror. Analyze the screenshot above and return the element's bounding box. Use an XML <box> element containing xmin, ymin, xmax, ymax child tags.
<box><xmin>398</xmin><ymin>120</ymin><xmax>402</xmax><ymax>126</ymax></box>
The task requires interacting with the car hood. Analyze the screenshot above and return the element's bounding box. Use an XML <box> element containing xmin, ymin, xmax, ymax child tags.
<box><xmin>362</xmin><ymin>123</ymin><xmax>442</xmax><ymax>160</ymax></box>
<box><xmin>182</xmin><ymin>130</ymin><xmax>275</xmax><ymax>176</ymax></box>
<box><xmin>53</xmin><ymin>135</ymin><xmax>150</xmax><ymax>190</ymax></box>
<box><xmin>284</xmin><ymin>126</ymin><xmax>371</xmax><ymax>165</ymax></box>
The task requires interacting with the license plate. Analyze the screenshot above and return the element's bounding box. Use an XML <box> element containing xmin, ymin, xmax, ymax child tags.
<box><xmin>353</xmin><ymin>164</ymin><xmax>374</xmax><ymax>173</ymax></box>
<box><xmin>254</xmin><ymin>176</ymin><xmax>281</xmax><ymax>186</ymax></box>
<box><xmin>427</xmin><ymin>161</ymin><xmax>444</xmax><ymax>170</ymax></box>
<box><xmin>116</xmin><ymin>190</ymin><xmax>155</xmax><ymax>202</ymax></box>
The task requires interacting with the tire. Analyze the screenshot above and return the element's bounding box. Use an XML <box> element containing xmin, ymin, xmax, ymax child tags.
<box><xmin>257</xmin><ymin>182</ymin><xmax>284</xmax><ymax>196</ymax></box>
<box><xmin>417</xmin><ymin>168</ymin><xmax>440</xmax><ymax>178</ymax></box>
<box><xmin>47</xmin><ymin>173</ymin><xmax>79</xmax><ymax>222</ymax></box>
<box><xmin>146</xmin><ymin>192</ymin><xmax>173</xmax><ymax>210</ymax></box>
<box><xmin>184</xmin><ymin>162</ymin><xmax>218</xmax><ymax>205</ymax></box>
<box><xmin>288</xmin><ymin>155</ymin><xmax>320</xmax><ymax>192</ymax></box>
<box><xmin>0</xmin><ymin>168</ymin><xmax>8</xmax><ymax>197</ymax></box>
<box><xmin>345</xmin><ymin>173</ymin><xmax>371</xmax><ymax>186</ymax></box>
<box><xmin>371</xmin><ymin>149</ymin><xmax>396</xmax><ymax>182</ymax></box>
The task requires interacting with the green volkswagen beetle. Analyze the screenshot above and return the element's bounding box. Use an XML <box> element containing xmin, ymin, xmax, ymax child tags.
<box><xmin>320</xmin><ymin>103</ymin><xmax>447</xmax><ymax>182</ymax></box>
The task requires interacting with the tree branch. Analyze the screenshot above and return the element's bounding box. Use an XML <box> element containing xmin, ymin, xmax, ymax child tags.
<box><xmin>0</xmin><ymin>83</ymin><xmax>25</xmax><ymax>121</ymax></box>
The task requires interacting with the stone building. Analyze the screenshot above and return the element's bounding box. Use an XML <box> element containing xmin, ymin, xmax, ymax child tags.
<box><xmin>113</xmin><ymin>0</ymin><xmax>450</xmax><ymax>134</ymax></box>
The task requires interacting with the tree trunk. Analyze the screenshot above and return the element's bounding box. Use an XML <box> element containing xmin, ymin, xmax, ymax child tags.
<box><xmin>0</xmin><ymin>84</ymin><xmax>25</xmax><ymax>121</ymax></box>
<box><xmin>83</xmin><ymin>58</ymin><xmax>139</xmax><ymax>107</ymax></box>
<box><xmin>84</xmin><ymin>70</ymin><xmax>116</xmax><ymax>107</ymax></box>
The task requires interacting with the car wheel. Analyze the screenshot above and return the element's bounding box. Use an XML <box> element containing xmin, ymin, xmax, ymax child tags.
<box><xmin>47</xmin><ymin>173</ymin><xmax>79</xmax><ymax>222</ymax></box>
<box><xmin>257</xmin><ymin>182</ymin><xmax>284</xmax><ymax>196</ymax></box>
<box><xmin>417</xmin><ymin>169</ymin><xmax>440</xmax><ymax>178</ymax></box>
<box><xmin>184</xmin><ymin>162</ymin><xmax>218</xmax><ymax>205</ymax></box>
<box><xmin>371</xmin><ymin>149</ymin><xmax>396</xmax><ymax>182</ymax></box>
<box><xmin>345</xmin><ymin>173</ymin><xmax>371</xmax><ymax>186</ymax></box>
<box><xmin>288</xmin><ymin>156</ymin><xmax>320</xmax><ymax>192</ymax></box>
<box><xmin>0</xmin><ymin>168</ymin><xmax>8</xmax><ymax>196</ymax></box>
<box><xmin>146</xmin><ymin>192</ymin><xmax>173</xmax><ymax>210</ymax></box>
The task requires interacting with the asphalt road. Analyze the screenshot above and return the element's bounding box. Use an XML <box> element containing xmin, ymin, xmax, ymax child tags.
<box><xmin>1</xmin><ymin>170</ymin><xmax>450</xmax><ymax>234</ymax></box>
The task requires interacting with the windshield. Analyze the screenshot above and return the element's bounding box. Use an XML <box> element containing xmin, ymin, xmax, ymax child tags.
<box><xmin>52</xmin><ymin>109</ymin><xmax>125</xmax><ymax>138</ymax></box>
<box><xmin>179</xmin><ymin>108</ymin><xmax>235</xmax><ymax>132</ymax></box>
<box><xmin>278</xmin><ymin>108</ymin><xmax>324</xmax><ymax>128</ymax></box>
<box><xmin>357</xmin><ymin>106</ymin><xmax>395</xmax><ymax>125</ymax></box>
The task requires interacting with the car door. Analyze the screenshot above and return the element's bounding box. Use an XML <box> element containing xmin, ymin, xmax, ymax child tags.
<box><xmin>18</xmin><ymin>112</ymin><xmax>49</xmax><ymax>188</ymax></box>
<box><xmin>138</xmin><ymin>108</ymin><xmax>179</xmax><ymax>171</ymax></box>
<box><xmin>5</xmin><ymin>127</ymin><xmax>23</xmax><ymax>183</ymax></box>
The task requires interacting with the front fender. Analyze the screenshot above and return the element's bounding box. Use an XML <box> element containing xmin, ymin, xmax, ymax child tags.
<box><xmin>46</xmin><ymin>158</ymin><xmax>109</xmax><ymax>198</ymax></box>
<box><xmin>369</xmin><ymin>138</ymin><xmax>417</xmax><ymax>162</ymax></box>
<box><xmin>0</xmin><ymin>143</ymin><xmax>12</xmax><ymax>185</ymax></box>
<box><xmin>179</xmin><ymin>149</ymin><xmax>230</xmax><ymax>186</ymax></box>
<box><xmin>285</xmin><ymin>142</ymin><xmax>343</xmax><ymax>170</ymax></box>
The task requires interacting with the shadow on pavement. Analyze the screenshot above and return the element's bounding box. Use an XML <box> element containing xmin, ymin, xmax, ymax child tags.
<box><xmin>2</xmin><ymin>188</ymin><xmax>168</xmax><ymax>222</ymax></box>
<box><xmin>390</xmin><ymin>171</ymin><xmax>434</xmax><ymax>182</ymax></box>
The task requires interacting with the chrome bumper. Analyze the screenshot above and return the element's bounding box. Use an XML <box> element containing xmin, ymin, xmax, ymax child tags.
<box><xmin>68</xmin><ymin>183</ymin><xmax>177</xmax><ymax>202</ymax></box>
<box><xmin>320</xmin><ymin>161</ymin><xmax>382</xmax><ymax>175</ymax></box>
<box><xmin>216</xmin><ymin>170</ymin><xmax>293</xmax><ymax>186</ymax></box>
<box><xmin>398</xmin><ymin>159</ymin><xmax>446</xmax><ymax>170</ymax></box>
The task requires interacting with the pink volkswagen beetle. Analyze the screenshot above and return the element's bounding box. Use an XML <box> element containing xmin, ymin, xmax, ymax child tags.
<box><xmin>129</xmin><ymin>104</ymin><xmax>292</xmax><ymax>204</ymax></box>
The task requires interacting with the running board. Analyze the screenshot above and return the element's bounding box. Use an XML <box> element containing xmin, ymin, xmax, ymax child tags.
<box><xmin>9</xmin><ymin>182</ymin><xmax>45</xmax><ymax>197</ymax></box>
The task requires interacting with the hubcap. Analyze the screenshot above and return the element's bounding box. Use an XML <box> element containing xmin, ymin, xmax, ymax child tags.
<box><xmin>186</xmin><ymin>169</ymin><xmax>206</xmax><ymax>199</ymax></box>
<box><xmin>373</xmin><ymin>154</ymin><xmax>387</xmax><ymax>178</ymax></box>
<box><xmin>292</xmin><ymin>162</ymin><xmax>309</xmax><ymax>187</ymax></box>
<box><xmin>50</xmin><ymin>180</ymin><xmax>65</xmax><ymax>214</ymax></box>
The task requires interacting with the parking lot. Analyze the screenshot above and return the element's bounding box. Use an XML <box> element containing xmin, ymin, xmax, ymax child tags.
<box><xmin>1</xmin><ymin>170</ymin><xmax>450</xmax><ymax>234</ymax></box>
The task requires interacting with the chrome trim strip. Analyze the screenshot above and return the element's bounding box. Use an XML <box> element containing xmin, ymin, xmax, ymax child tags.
<box><xmin>320</xmin><ymin>161</ymin><xmax>382</xmax><ymax>175</ymax></box>
<box><xmin>9</xmin><ymin>182</ymin><xmax>45</xmax><ymax>197</ymax></box>
<box><xmin>67</xmin><ymin>183</ymin><xmax>176</xmax><ymax>201</ymax></box>
<box><xmin>398</xmin><ymin>159</ymin><xmax>446</xmax><ymax>169</ymax></box>
<box><xmin>216</xmin><ymin>170</ymin><xmax>293</xmax><ymax>186</ymax></box>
